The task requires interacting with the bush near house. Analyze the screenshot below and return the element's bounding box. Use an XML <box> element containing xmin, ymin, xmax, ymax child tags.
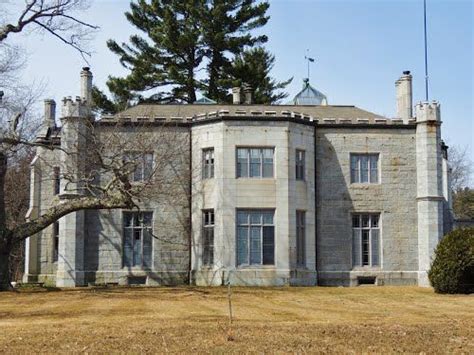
<box><xmin>429</xmin><ymin>228</ymin><xmax>474</xmax><ymax>294</ymax></box>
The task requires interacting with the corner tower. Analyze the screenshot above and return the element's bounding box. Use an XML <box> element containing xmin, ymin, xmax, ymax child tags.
<box><xmin>415</xmin><ymin>101</ymin><xmax>444</xmax><ymax>286</ymax></box>
<box><xmin>56</xmin><ymin>67</ymin><xmax>93</xmax><ymax>287</ymax></box>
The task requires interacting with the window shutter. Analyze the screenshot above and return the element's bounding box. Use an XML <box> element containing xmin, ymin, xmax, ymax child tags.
<box><xmin>352</xmin><ymin>229</ymin><xmax>361</xmax><ymax>267</ymax></box>
<box><xmin>371</xmin><ymin>229</ymin><xmax>380</xmax><ymax>266</ymax></box>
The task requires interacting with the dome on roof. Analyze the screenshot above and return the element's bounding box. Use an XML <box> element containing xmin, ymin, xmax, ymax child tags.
<box><xmin>292</xmin><ymin>78</ymin><xmax>327</xmax><ymax>105</ymax></box>
<box><xmin>195</xmin><ymin>96</ymin><xmax>217</xmax><ymax>105</ymax></box>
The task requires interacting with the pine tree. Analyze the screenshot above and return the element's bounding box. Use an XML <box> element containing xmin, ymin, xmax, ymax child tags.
<box><xmin>230</xmin><ymin>47</ymin><xmax>292</xmax><ymax>104</ymax></box>
<box><xmin>105</xmin><ymin>0</ymin><xmax>206</xmax><ymax>105</ymax></box>
<box><xmin>97</xmin><ymin>0</ymin><xmax>286</xmax><ymax>112</ymax></box>
<box><xmin>201</xmin><ymin>0</ymin><xmax>270</xmax><ymax>102</ymax></box>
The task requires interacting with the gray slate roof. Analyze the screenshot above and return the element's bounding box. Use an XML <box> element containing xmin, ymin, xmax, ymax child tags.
<box><xmin>110</xmin><ymin>103</ymin><xmax>383</xmax><ymax>120</ymax></box>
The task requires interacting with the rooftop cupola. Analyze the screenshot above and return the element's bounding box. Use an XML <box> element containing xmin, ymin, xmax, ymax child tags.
<box><xmin>292</xmin><ymin>78</ymin><xmax>327</xmax><ymax>106</ymax></box>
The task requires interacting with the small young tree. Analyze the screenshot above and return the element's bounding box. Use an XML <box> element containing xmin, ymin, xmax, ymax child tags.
<box><xmin>428</xmin><ymin>228</ymin><xmax>474</xmax><ymax>294</ymax></box>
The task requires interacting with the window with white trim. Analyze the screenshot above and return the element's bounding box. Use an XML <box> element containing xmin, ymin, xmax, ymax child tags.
<box><xmin>202</xmin><ymin>148</ymin><xmax>214</xmax><ymax>179</ymax></box>
<box><xmin>350</xmin><ymin>154</ymin><xmax>379</xmax><ymax>183</ymax></box>
<box><xmin>123</xmin><ymin>212</ymin><xmax>153</xmax><ymax>269</ymax></box>
<box><xmin>124</xmin><ymin>152</ymin><xmax>154</xmax><ymax>182</ymax></box>
<box><xmin>236</xmin><ymin>148</ymin><xmax>274</xmax><ymax>178</ymax></box>
<box><xmin>352</xmin><ymin>214</ymin><xmax>380</xmax><ymax>267</ymax></box>
<box><xmin>295</xmin><ymin>150</ymin><xmax>305</xmax><ymax>180</ymax></box>
<box><xmin>202</xmin><ymin>210</ymin><xmax>214</xmax><ymax>266</ymax></box>
<box><xmin>296</xmin><ymin>210</ymin><xmax>306</xmax><ymax>267</ymax></box>
<box><xmin>236</xmin><ymin>210</ymin><xmax>274</xmax><ymax>266</ymax></box>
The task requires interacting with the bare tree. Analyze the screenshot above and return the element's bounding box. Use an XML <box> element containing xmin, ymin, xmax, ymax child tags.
<box><xmin>0</xmin><ymin>0</ymin><xmax>105</xmax><ymax>290</ymax></box>
<box><xmin>449</xmin><ymin>144</ymin><xmax>473</xmax><ymax>192</ymax></box>
<box><xmin>0</xmin><ymin>0</ymin><xmax>98</xmax><ymax>60</ymax></box>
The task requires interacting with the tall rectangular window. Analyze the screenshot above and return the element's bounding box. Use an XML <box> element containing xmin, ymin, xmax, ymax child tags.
<box><xmin>53</xmin><ymin>167</ymin><xmax>60</xmax><ymax>195</ymax></box>
<box><xmin>296</xmin><ymin>211</ymin><xmax>306</xmax><ymax>267</ymax></box>
<box><xmin>295</xmin><ymin>150</ymin><xmax>305</xmax><ymax>180</ymax></box>
<box><xmin>124</xmin><ymin>152</ymin><xmax>154</xmax><ymax>182</ymax></box>
<box><xmin>123</xmin><ymin>212</ymin><xmax>153</xmax><ymax>269</ymax></box>
<box><xmin>202</xmin><ymin>210</ymin><xmax>214</xmax><ymax>266</ymax></box>
<box><xmin>52</xmin><ymin>221</ymin><xmax>59</xmax><ymax>262</ymax></box>
<box><xmin>350</xmin><ymin>154</ymin><xmax>379</xmax><ymax>183</ymax></box>
<box><xmin>236</xmin><ymin>210</ymin><xmax>274</xmax><ymax>266</ymax></box>
<box><xmin>202</xmin><ymin>148</ymin><xmax>215</xmax><ymax>179</ymax></box>
<box><xmin>236</xmin><ymin>148</ymin><xmax>274</xmax><ymax>178</ymax></box>
<box><xmin>352</xmin><ymin>214</ymin><xmax>380</xmax><ymax>267</ymax></box>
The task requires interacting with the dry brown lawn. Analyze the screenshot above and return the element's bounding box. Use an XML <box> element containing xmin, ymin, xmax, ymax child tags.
<box><xmin>0</xmin><ymin>286</ymin><xmax>473</xmax><ymax>353</ymax></box>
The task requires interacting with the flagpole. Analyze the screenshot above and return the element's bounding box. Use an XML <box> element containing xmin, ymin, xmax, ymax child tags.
<box><xmin>424</xmin><ymin>0</ymin><xmax>429</xmax><ymax>101</ymax></box>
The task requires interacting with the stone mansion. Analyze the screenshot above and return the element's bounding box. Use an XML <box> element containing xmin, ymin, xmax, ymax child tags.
<box><xmin>23</xmin><ymin>68</ymin><xmax>453</xmax><ymax>287</ymax></box>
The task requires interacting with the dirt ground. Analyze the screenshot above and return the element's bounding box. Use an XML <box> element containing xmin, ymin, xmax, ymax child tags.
<box><xmin>0</xmin><ymin>286</ymin><xmax>472</xmax><ymax>353</ymax></box>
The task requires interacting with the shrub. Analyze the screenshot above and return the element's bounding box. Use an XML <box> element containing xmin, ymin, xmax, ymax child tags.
<box><xmin>428</xmin><ymin>227</ymin><xmax>474</xmax><ymax>294</ymax></box>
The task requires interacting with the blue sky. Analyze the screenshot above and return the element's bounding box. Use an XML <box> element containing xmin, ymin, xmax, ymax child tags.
<box><xmin>8</xmin><ymin>0</ymin><xmax>474</xmax><ymax>167</ymax></box>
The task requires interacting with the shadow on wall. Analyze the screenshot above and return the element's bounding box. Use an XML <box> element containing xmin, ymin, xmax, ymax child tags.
<box><xmin>316</xmin><ymin>133</ymin><xmax>355</xmax><ymax>286</ymax></box>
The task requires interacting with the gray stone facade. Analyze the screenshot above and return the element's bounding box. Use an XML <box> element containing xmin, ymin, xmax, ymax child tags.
<box><xmin>23</xmin><ymin>69</ymin><xmax>453</xmax><ymax>287</ymax></box>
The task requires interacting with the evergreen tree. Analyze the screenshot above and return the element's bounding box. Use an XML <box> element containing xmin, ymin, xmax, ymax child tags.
<box><xmin>201</xmin><ymin>0</ymin><xmax>270</xmax><ymax>102</ymax></box>
<box><xmin>97</xmin><ymin>0</ymin><xmax>286</xmax><ymax>111</ymax></box>
<box><xmin>106</xmin><ymin>0</ymin><xmax>206</xmax><ymax>104</ymax></box>
<box><xmin>230</xmin><ymin>47</ymin><xmax>292</xmax><ymax>104</ymax></box>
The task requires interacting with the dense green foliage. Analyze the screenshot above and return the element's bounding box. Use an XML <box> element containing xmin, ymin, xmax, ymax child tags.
<box><xmin>96</xmin><ymin>0</ymin><xmax>289</xmax><ymax>114</ymax></box>
<box><xmin>428</xmin><ymin>228</ymin><xmax>474</xmax><ymax>294</ymax></box>
<box><xmin>230</xmin><ymin>47</ymin><xmax>292</xmax><ymax>104</ymax></box>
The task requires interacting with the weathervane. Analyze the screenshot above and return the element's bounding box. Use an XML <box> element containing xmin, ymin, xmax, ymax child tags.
<box><xmin>304</xmin><ymin>49</ymin><xmax>315</xmax><ymax>83</ymax></box>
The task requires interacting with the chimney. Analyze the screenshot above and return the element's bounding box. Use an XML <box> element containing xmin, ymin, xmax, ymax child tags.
<box><xmin>44</xmin><ymin>99</ymin><xmax>56</xmax><ymax>129</ymax></box>
<box><xmin>80</xmin><ymin>67</ymin><xmax>93</xmax><ymax>105</ymax></box>
<box><xmin>243</xmin><ymin>83</ymin><xmax>253</xmax><ymax>105</ymax></box>
<box><xmin>395</xmin><ymin>70</ymin><xmax>413</xmax><ymax>123</ymax></box>
<box><xmin>232</xmin><ymin>86</ymin><xmax>241</xmax><ymax>105</ymax></box>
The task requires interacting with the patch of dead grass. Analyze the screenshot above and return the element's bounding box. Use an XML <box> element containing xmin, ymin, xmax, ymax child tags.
<box><xmin>0</xmin><ymin>286</ymin><xmax>472</xmax><ymax>353</ymax></box>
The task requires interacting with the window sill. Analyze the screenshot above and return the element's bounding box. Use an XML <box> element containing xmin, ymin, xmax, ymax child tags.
<box><xmin>236</xmin><ymin>265</ymin><xmax>276</xmax><ymax>269</ymax></box>
<box><xmin>351</xmin><ymin>266</ymin><xmax>382</xmax><ymax>271</ymax></box>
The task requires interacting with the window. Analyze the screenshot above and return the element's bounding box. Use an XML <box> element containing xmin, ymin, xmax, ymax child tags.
<box><xmin>202</xmin><ymin>210</ymin><xmax>214</xmax><ymax>266</ymax></box>
<box><xmin>236</xmin><ymin>148</ymin><xmax>274</xmax><ymax>178</ymax></box>
<box><xmin>202</xmin><ymin>148</ymin><xmax>214</xmax><ymax>179</ymax></box>
<box><xmin>123</xmin><ymin>212</ymin><xmax>153</xmax><ymax>268</ymax></box>
<box><xmin>53</xmin><ymin>167</ymin><xmax>60</xmax><ymax>195</ymax></box>
<box><xmin>52</xmin><ymin>221</ymin><xmax>59</xmax><ymax>262</ymax></box>
<box><xmin>236</xmin><ymin>210</ymin><xmax>274</xmax><ymax>266</ymax></box>
<box><xmin>350</xmin><ymin>154</ymin><xmax>379</xmax><ymax>183</ymax></box>
<box><xmin>296</xmin><ymin>211</ymin><xmax>306</xmax><ymax>267</ymax></box>
<box><xmin>295</xmin><ymin>150</ymin><xmax>305</xmax><ymax>180</ymax></box>
<box><xmin>352</xmin><ymin>214</ymin><xmax>380</xmax><ymax>267</ymax></box>
<box><xmin>124</xmin><ymin>152</ymin><xmax>153</xmax><ymax>182</ymax></box>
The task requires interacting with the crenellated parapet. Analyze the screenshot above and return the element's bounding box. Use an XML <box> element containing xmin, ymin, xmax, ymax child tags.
<box><xmin>415</xmin><ymin>101</ymin><xmax>441</xmax><ymax>123</ymax></box>
<box><xmin>61</xmin><ymin>95</ymin><xmax>90</xmax><ymax>119</ymax></box>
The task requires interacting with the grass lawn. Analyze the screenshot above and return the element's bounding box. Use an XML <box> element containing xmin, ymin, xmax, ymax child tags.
<box><xmin>0</xmin><ymin>286</ymin><xmax>472</xmax><ymax>353</ymax></box>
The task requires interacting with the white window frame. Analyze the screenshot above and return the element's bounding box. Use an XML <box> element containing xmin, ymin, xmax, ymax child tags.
<box><xmin>236</xmin><ymin>209</ymin><xmax>275</xmax><ymax>266</ymax></box>
<box><xmin>202</xmin><ymin>148</ymin><xmax>215</xmax><ymax>179</ymax></box>
<box><xmin>295</xmin><ymin>150</ymin><xmax>305</xmax><ymax>180</ymax></box>
<box><xmin>124</xmin><ymin>152</ymin><xmax>154</xmax><ymax>182</ymax></box>
<box><xmin>352</xmin><ymin>214</ymin><xmax>381</xmax><ymax>268</ymax></box>
<box><xmin>202</xmin><ymin>209</ymin><xmax>215</xmax><ymax>266</ymax></box>
<box><xmin>350</xmin><ymin>153</ymin><xmax>379</xmax><ymax>184</ymax></box>
<box><xmin>236</xmin><ymin>147</ymin><xmax>274</xmax><ymax>178</ymax></box>
<box><xmin>123</xmin><ymin>211</ymin><xmax>154</xmax><ymax>269</ymax></box>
